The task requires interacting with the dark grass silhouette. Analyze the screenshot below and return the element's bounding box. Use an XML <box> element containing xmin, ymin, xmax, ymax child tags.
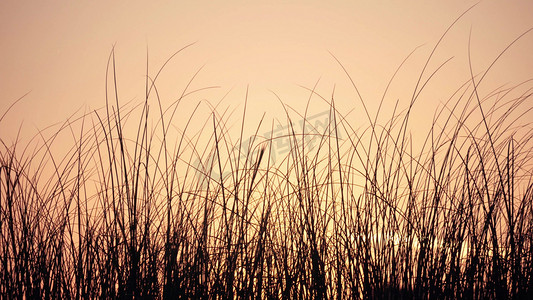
<box><xmin>2</xmin><ymin>14</ymin><xmax>533</xmax><ymax>300</ymax></box>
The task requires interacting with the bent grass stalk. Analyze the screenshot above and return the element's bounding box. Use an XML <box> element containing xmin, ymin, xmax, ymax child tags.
<box><xmin>1</xmin><ymin>25</ymin><xmax>533</xmax><ymax>300</ymax></box>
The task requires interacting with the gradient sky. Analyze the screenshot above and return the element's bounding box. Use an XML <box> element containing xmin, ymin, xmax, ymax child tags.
<box><xmin>1</xmin><ymin>1</ymin><xmax>532</xmax><ymax>144</ymax></box>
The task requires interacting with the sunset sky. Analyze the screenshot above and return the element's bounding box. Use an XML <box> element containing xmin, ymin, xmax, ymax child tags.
<box><xmin>1</xmin><ymin>1</ymin><xmax>532</xmax><ymax>144</ymax></box>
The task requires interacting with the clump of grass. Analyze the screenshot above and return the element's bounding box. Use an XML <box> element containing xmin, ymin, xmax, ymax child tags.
<box><xmin>2</xmin><ymin>17</ymin><xmax>533</xmax><ymax>300</ymax></box>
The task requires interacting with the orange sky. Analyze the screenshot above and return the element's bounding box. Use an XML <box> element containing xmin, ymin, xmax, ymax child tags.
<box><xmin>1</xmin><ymin>1</ymin><xmax>532</xmax><ymax>145</ymax></box>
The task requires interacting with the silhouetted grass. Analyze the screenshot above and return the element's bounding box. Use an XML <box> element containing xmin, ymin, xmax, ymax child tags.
<box><xmin>2</xmin><ymin>17</ymin><xmax>533</xmax><ymax>300</ymax></box>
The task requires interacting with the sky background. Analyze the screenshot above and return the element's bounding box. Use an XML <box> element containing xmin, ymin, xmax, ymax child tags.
<box><xmin>1</xmin><ymin>1</ymin><xmax>532</xmax><ymax>146</ymax></box>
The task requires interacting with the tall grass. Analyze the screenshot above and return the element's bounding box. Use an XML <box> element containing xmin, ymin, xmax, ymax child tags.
<box><xmin>2</xmin><ymin>26</ymin><xmax>533</xmax><ymax>300</ymax></box>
